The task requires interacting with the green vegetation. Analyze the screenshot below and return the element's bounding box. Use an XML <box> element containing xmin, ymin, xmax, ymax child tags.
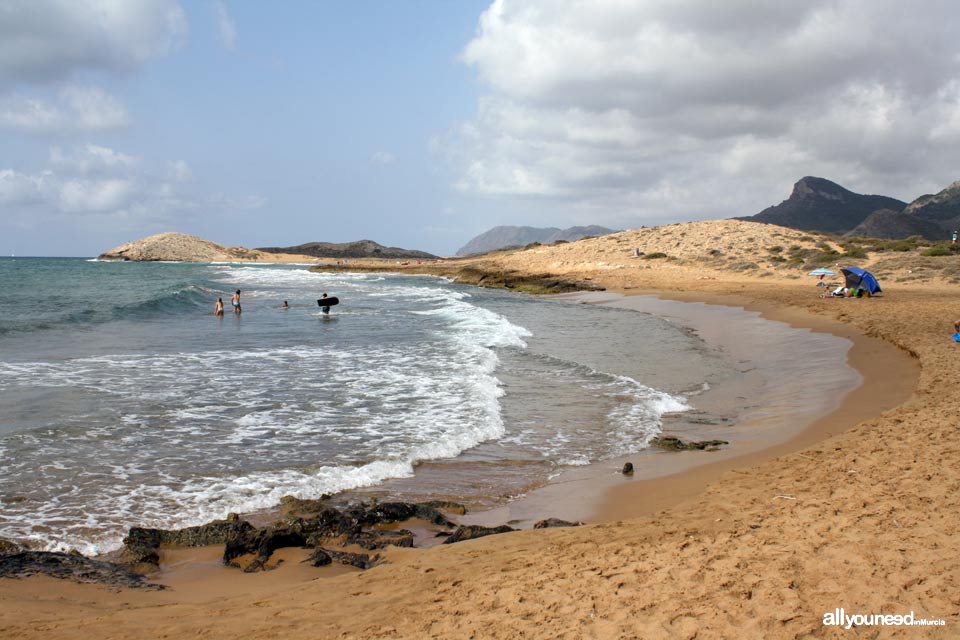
<box><xmin>642</xmin><ymin>252</ymin><xmax>668</xmax><ymax>260</ymax></box>
<box><xmin>523</xmin><ymin>242</ymin><xmax>542</xmax><ymax>250</ymax></box>
<box><xmin>839</xmin><ymin>242</ymin><xmax>868</xmax><ymax>259</ymax></box>
<box><xmin>858</xmin><ymin>235</ymin><xmax>930</xmax><ymax>253</ymax></box>
<box><xmin>921</xmin><ymin>242</ymin><xmax>960</xmax><ymax>257</ymax></box>
<box><xmin>767</xmin><ymin>246</ymin><xmax>783</xmax><ymax>254</ymax></box>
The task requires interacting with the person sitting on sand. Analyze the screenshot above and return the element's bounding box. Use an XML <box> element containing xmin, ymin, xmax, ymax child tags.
<box><xmin>231</xmin><ymin>290</ymin><xmax>242</xmax><ymax>314</ymax></box>
<box><xmin>954</xmin><ymin>319</ymin><xmax>960</xmax><ymax>333</ymax></box>
<box><xmin>215</xmin><ymin>298</ymin><xmax>224</xmax><ymax>316</ymax></box>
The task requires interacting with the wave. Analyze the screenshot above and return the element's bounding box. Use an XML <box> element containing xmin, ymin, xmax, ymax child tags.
<box><xmin>0</xmin><ymin>283</ymin><xmax>216</xmax><ymax>337</ymax></box>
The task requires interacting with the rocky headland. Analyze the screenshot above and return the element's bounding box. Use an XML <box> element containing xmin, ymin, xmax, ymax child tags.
<box><xmin>97</xmin><ymin>232</ymin><xmax>287</xmax><ymax>262</ymax></box>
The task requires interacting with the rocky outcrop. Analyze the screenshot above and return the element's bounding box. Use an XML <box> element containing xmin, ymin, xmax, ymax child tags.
<box><xmin>533</xmin><ymin>518</ymin><xmax>584</xmax><ymax>529</ymax></box>
<box><xmin>650</xmin><ymin>436</ymin><xmax>729</xmax><ymax>451</ymax></box>
<box><xmin>120</xmin><ymin>514</ymin><xmax>255</xmax><ymax>569</ymax></box>
<box><xmin>441</xmin><ymin>525</ymin><xmax>516</xmax><ymax>544</ymax></box>
<box><xmin>308</xmin><ymin>548</ymin><xmax>380</xmax><ymax>570</ymax></box>
<box><xmin>0</xmin><ymin>552</ymin><xmax>163</xmax><ymax>589</ymax></box>
<box><xmin>98</xmin><ymin>232</ymin><xmax>266</xmax><ymax>262</ymax></box>
<box><xmin>903</xmin><ymin>180</ymin><xmax>960</xmax><ymax>231</ymax></box>
<box><xmin>457</xmin><ymin>225</ymin><xmax>616</xmax><ymax>256</ymax></box>
<box><xmin>0</xmin><ymin>538</ymin><xmax>25</xmax><ymax>554</ymax></box>
<box><xmin>739</xmin><ymin>177</ymin><xmax>907</xmax><ymax>234</ymax></box>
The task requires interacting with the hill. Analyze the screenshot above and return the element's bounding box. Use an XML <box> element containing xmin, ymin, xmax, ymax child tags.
<box><xmin>98</xmin><ymin>232</ymin><xmax>268</xmax><ymax>262</ymax></box>
<box><xmin>845</xmin><ymin>209</ymin><xmax>946</xmax><ymax>241</ymax></box>
<box><xmin>257</xmin><ymin>239</ymin><xmax>437</xmax><ymax>260</ymax></box>
<box><xmin>738</xmin><ymin>176</ymin><xmax>907</xmax><ymax>233</ymax></box>
<box><xmin>457</xmin><ymin>225</ymin><xmax>616</xmax><ymax>256</ymax></box>
<box><xmin>903</xmin><ymin>180</ymin><xmax>960</xmax><ymax>232</ymax></box>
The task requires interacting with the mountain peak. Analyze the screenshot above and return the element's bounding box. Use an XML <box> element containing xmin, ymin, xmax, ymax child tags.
<box><xmin>738</xmin><ymin>177</ymin><xmax>907</xmax><ymax>233</ymax></box>
<box><xmin>791</xmin><ymin>177</ymin><xmax>851</xmax><ymax>202</ymax></box>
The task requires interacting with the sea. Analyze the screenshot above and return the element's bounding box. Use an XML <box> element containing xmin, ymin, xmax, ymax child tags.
<box><xmin>0</xmin><ymin>258</ymin><xmax>853</xmax><ymax>555</ymax></box>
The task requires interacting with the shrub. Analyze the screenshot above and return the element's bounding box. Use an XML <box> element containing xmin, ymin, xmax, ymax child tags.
<box><xmin>767</xmin><ymin>246</ymin><xmax>783</xmax><ymax>253</ymax></box>
<box><xmin>642</xmin><ymin>252</ymin><xmax>668</xmax><ymax>260</ymax></box>
<box><xmin>524</xmin><ymin>242</ymin><xmax>542</xmax><ymax>250</ymax></box>
<box><xmin>922</xmin><ymin>244</ymin><xmax>953</xmax><ymax>257</ymax></box>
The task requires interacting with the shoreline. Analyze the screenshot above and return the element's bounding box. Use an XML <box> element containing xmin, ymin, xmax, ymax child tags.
<box><xmin>455</xmin><ymin>289</ymin><xmax>915</xmax><ymax>528</ymax></box>
<box><xmin>594</xmin><ymin>289</ymin><xmax>917</xmax><ymax>521</ymax></box>
<box><xmin>2</xmin><ymin>262</ymin><xmax>953</xmax><ymax>639</ymax></box>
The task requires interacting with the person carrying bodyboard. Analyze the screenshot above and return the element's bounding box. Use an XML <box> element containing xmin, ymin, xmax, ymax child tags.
<box><xmin>317</xmin><ymin>293</ymin><xmax>339</xmax><ymax>314</ymax></box>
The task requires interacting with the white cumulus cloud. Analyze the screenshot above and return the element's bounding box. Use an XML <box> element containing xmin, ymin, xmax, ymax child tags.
<box><xmin>447</xmin><ymin>0</ymin><xmax>960</xmax><ymax>225</ymax></box>
<box><xmin>0</xmin><ymin>0</ymin><xmax>188</xmax><ymax>85</ymax></box>
<box><xmin>0</xmin><ymin>85</ymin><xmax>132</xmax><ymax>132</ymax></box>
<box><xmin>49</xmin><ymin>144</ymin><xmax>140</xmax><ymax>175</ymax></box>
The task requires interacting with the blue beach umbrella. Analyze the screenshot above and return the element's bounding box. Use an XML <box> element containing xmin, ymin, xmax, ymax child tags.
<box><xmin>808</xmin><ymin>268</ymin><xmax>836</xmax><ymax>277</ymax></box>
<box><xmin>840</xmin><ymin>266</ymin><xmax>882</xmax><ymax>295</ymax></box>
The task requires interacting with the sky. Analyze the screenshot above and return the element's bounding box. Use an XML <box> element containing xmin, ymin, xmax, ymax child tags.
<box><xmin>2</xmin><ymin>1</ymin><xmax>960</xmax><ymax>257</ymax></box>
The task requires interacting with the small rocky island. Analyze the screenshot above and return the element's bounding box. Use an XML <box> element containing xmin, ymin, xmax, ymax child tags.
<box><xmin>97</xmin><ymin>232</ymin><xmax>438</xmax><ymax>263</ymax></box>
<box><xmin>98</xmin><ymin>232</ymin><xmax>270</xmax><ymax>262</ymax></box>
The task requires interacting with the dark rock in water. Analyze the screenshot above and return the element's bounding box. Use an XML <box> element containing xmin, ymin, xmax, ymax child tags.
<box><xmin>122</xmin><ymin>514</ymin><xmax>256</xmax><ymax>569</ymax></box>
<box><xmin>622</xmin><ymin>462</ymin><xmax>634</xmax><ymax>475</ymax></box>
<box><xmin>441</xmin><ymin>525</ymin><xmax>515</xmax><ymax>544</ymax></box>
<box><xmin>341</xmin><ymin>501</ymin><xmax>458</xmax><ymax>529</ymax></box>
<box><xmin>224</xmin><ymin>521</ymin><xmax>312</xmax><ymax>572</ymax></box>
<box><xmin>346</xmin><ymin>529</ymin><xmax>415</xmax><ymax>550</ymax></box>
<box><xmin>0</xmin><ymin>552</ymin><xmax>164</xmax><ymax>589</ymax></box>
<box><xmin>650</xmin><ymin>436</ymin><xmax>729</xmax><ymax>451</ymax></box>
<box><xmin>279</xmin><ymin>495</ymin><xmax>331</xmax><ymax>514</ymax></box>
<box><xmin>308</xmin><ymin>548</ymin><xmax>379</xmax><ymax>570</ymax></box>
<box><xmin>417</xmin><ymin>500</ymin><xmax>468</xmax><ymax>516</ymax></box>
<box><xmin>0</xmin><ymin>538</ymin><xmax>24</xmax><ymax>554</ymax></box>
<box><xmin>533</xmin><ymin>518</ymin><xmax>583</xmax><ymax>529</ymax></box>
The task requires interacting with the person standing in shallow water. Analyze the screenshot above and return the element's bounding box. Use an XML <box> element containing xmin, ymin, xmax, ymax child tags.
<box><xmin>231</xmin><ymin>289</ymin><xmax>242</xmax><ymax>314</ymax></box>
<box><xmin>320</xmin><ymin>292</ymin><xmax>330</xmax><ymax>315</ymax></box>
<box><xmin>215</xmin><ymin>298</ymin><xmax>224</xmax><ymax>316</ymax></box>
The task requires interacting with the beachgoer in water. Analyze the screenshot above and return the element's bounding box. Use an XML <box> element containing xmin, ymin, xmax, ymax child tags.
<box><xmin>282</xmin><ymin>300</ymin><xmax>289</xmax><ymax>309</ymax></box>
<box><xmin>232</xmin><ymin>290</ymin><xmax>242</xmax><ymax>314</ymax></box>
<box><xmin>320</xmin><ymin>292</ymin><xmax>330</xmax><ymax>315</ymax></box>
<box><xmin>215</xmin><ymin>298</ymin><xmax>224</xmax><ymax>316</ymax></box>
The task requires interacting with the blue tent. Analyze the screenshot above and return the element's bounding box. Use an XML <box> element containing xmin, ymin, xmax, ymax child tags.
<box><xmin>841</xmin><ymin>267</ymin><xmax>882</xmax><ymax>295</ymax></box>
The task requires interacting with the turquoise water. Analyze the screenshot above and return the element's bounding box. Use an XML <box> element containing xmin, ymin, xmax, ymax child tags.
<box><xmin>0</xmin><ymin>258</ymin><xmax>735</xmax><ymax>554</ymax></box>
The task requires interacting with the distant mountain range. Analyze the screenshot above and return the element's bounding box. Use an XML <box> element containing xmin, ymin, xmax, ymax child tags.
<box><xmin>258</xmin><ymin>240</ymin><xmax>437</xmax><ymax>260</ymax></box>
<box><xmin>457</xmin><ymin>225</ymin><xmax>617</xmax><ymax>256</ymax></box>
<box><xmin>738</xmin><ymin>176</ymin><xmax>960</xmax><ymax>240</ymax></box>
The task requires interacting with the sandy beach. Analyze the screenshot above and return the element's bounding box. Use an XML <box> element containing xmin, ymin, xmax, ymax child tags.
<box><xmin>2</xmin><ymin>220</ymin><xmax>957</xmax><ymax>639</ymax></box>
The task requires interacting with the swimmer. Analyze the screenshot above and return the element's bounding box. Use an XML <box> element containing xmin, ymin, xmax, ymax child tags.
<box><xmin>215</xmin><ymin>298</ymin><xmax>224</xmax><ymax>316</ymax></box>
<box><xmin>231</xmin><ymin>289</ymin><xmax>241</xmax><ymax>314</ymax></box>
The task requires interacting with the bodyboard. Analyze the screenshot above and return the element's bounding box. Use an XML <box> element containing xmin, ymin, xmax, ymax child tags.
<box><xmin>317</xmin><ymin>297</ymin><xmax>340</xmax><ymax>308</ymax></box>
